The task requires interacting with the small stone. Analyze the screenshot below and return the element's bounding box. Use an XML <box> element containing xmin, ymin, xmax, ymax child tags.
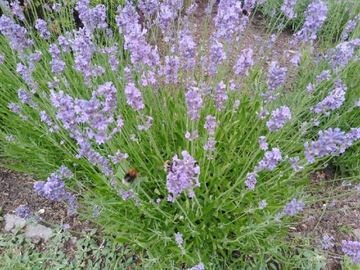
<box><xmin>353</xmin><ymin>228</ymin><xmax>360</xmax><ymax>240</ymax></box>
<box><xmin>4</xmin><ymin>214</ymin><xmax>26</xmax><ymax>232</ymax></box>
<box><xmin>24</xmin><ymin>224</ymin><xmax>53</xmax><ymax>241</ymax></box>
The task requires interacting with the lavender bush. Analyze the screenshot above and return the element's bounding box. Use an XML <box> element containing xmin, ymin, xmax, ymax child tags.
<box><xmin>0</xmin><ymin>0</ymin><xmax>360</xmax><ymax>268</ymax></box>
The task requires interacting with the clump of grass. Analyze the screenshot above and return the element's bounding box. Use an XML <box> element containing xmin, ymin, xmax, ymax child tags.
<box><xmin>0</xmin><ymin>0</ymin><xmax>359</xmax><ymax>268</ymax></box>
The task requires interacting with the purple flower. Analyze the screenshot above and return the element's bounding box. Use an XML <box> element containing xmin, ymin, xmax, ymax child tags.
<box><xmin>187</xmin><ymin>263</ymin><xmax>205</xmax><ymax>270</ymax></box>
<box><xmin>5</xmin><ymin>135</ymin><xmax>14</xmax><ymax>141</ymax></box>
<box><xmin>0</xmin><ymin>16</ymin><xmax>33</xmax><ymax>52</ymax></box>
<box><xmin>138</xmin><ymin>116</ymin><xmax>153</xmax><ymax>131</ymax></box>
<box><xmin>161</xmin><ymin>55</ymin><xmax>180</xmax><ymax>84</ymax></box>
<box><xmin>342</xmin><ymin>240</ymin><xmax>360</xmax><ymax>264</ymax></box>
<box><xmin>76</xmin><ymin>0</ymin><xmax>108</xmax><ymax>31</ymax></box>
<box><xmin>10</xmin><ymin>1</ymin><xmax>25</xmax><ymax>21</ymax></box>
<box><xmin>35</xmin><ymin>19</ymin><xmax>51</xmax><ymax>39</ymax></box>
<box><xmin>306</xmin><ymin>83</ymin><xmax>316</xmax><ymax>93</ymax></box>
<box><xmin>326</xmin><ymin>39</ymin><xmax>360</xmax><ymax>73</ymax></box>
<box><xmin>266</xmin><ymin>106</ymin><xmax>292</xmax><ymax>132</ymax></box>
<box><xmin>322</xmin><ymin>234</ymin><xmax>335</xmax><ymax>250</ymax></box>
<box><xmin>282</xmin><ymin>198</ymin><xmax>305</xmax><ymax>216</ymax></box>
<box><xmin>234</xmin><ymin>48</ymin><xmax>254</xmax><ymax>76</ymax></box>
<box><xmin>138</xmin><ymin>0</ymin><xmax>159</xmax><ymax>18</ymax></box>
<box><xmin>204</xmin><ymin>115</ymin><xmax>218</xmax><ymax>135</ymax></box>
<box><xmin>257</xmin><ymin>107</ymin><xmax>269</xmax><ymax>120</ymax></box>
<box><xmin>340</xmin><ymin>19</ymin><xmax>358</xmax><ymax>41</ymax></box>
<box><xmin>185</xmin><ymin>86</ymin><xmax>203</xmax><ymax>121</ymax></box>
<box><xmin>293</xmin><ymin>0</ymin><xmax>328</xmax><ymax>43</ymax></box>
<box><xmin>355</xmin><ymin>99</ymin><xmax>360</xmax><ymax>107</ymax></box>
<box><xmin>304</xmin><ymin>128</ymin><xmax>360</xmax><ymax>163</ymax></box>
<box><xmin>204</xmin><ymin>136</ymin><xmax>216</xmax><ymax>152</ymax></box>
<box><xmin>208</xmin><ymin>38</ymin><xmax>226</xmax><ymax>75</ymax></box>
<box><xmin>316</xmin><ymin>70</ymin><xmax>331</xmax><ymax>82</ymax></box>
<box><xmin>185</xmin><ymin>130</ymin><xmax>199</xmax><ymax>141</ymax></box>
<box><xmin>16</xmin><ymin>63</ymin><xmax>38</xmax><ymax>90</ymax></box>
<box><xmin>245</xmin><ymin>172</ymin><xmax>258</xmax><ymax>190</ymax></box>
<box><xmin>259</xmin><ymin>200</ymin><xmax>267</xmax><ymax>210</ymax></box>
<box><xmin>118</xmin><ymin>189</ymin><xmax>139</xmax><ymax>204</ymax></box>
<box><xmin>166</xmin><ymin>151</ymin><xmax>200</xmax><ymax>201</ymax></box>
<box><xmin>108</xmin><ymin>150</ymin><xmax>129</xmax><ymax>164</ymax></box>
<box><xmin>281</xmin><ymin>0</ymin><xmax>297</xmax><ymax>19</ymax></box>
<box><xmin>212</xmin><ymin>81</ymin><xmax>228</xmax><ymax>111</ymax></box>
<box><xmin>256</xmin><ymin>148</ymin><xmax>282</xmax><ymax>171</ymax></box>
<box><xmin>15</xmin><ymin>205</ymin><xmax>31</xmax><ymax>219</ymax></box>
<box><xmin>178</xmin><ymin>26</ymin><xmax>197</xmax><ymax>70</ymax></box>
<box><xmin>267</xmin><ymin>61</ymin><xmax>287</xmax><ymax>91</ymax></box>
<box><xmin>175</xmin><ymin>232</ymin><xmax>183</xmax><ymax>247</ymax></box>
<box><xmin>258</xmin><ymin>136</ymin><xmax>268</xmax><ymax>150</ymax></box>
<box><xmin>289</xmin><ymin>156</ymin><xmax>304</xmax><ymax>172</ymax></box>
<box><xmin>125</xmin><ymin>83</ymin><xmax>145</xmax><ymax>111</ymax></box>
<box><xmin>34</xmin><ymin>167</ymin><xmax>77</xmax><ymax>215</ymax></box>
<box><xmin>312</xmin><ymin>79</ymin><xmax>347</xmax><ymax>115</ymax></box>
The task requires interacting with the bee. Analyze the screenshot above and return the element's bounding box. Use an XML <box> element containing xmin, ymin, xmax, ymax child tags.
<box><xmin>48</xmin><ymin>22</ymin><xmax>59</xmax><ymax>34</ymax></box>
<box><xmin>123</xmin><ymin>168</ymin><xmax>139</xmax><ymax>186</ymax></box>
<box><xmin>163</xmin><ymin>160</ymin><xmax>174</xmax><ymax>174</ymax></box>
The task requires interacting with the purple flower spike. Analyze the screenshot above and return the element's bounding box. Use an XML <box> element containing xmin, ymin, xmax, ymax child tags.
<box><xmin>342</xmin><ymin>240</ymin><xmax>360</xmax><ymax>264</ymax></box>
<box><xmin>212</xmin><ymin>81</ymin><xmax>228</xmax><ymax>111</ymax></box>
<box><xmin>35</xmin><ymin>19</ymin><xmax>51</xmax><ymax>39</ymax></box>
<box><xmin>282</xmin><ymin>198</ymin><xmax>305</xmax><ymax>216</ymax></box>
<box><xmin>187</xmin><ymin>263</ymin><xmax>205</xmax><ymax>270</ymax></box>
<box><xmin>204</xmin><ymin>115</ymin><xmax>218</xmax><ymax>135</ymax></box>
<box><xmin>125</xmin><ymin>83</ymin><xmax>145</xmax><ymax>111</ymax></box>
<box><xmin>175</xmin><ymin>232</ymin><xmax>183</xmax><ymax>247</ymax></box>
<box><xmin>245</xmin><ymin>172</ymin><xmax>258</xmax><ymax>190</ymax></box>
<box><xmin>234</xmin><ymin>48</ymin><xmax>254</xmax><ymax>76</ymax></box>
<box><xmin>256</xmin><ymin>148</ymin><xmax>282</xmax><ymax>171</ymax></box>
<box><xmin>266</xmin><ymin>106</ymin><xmax>292</xmax><ymax>132</ymax></box>
<box><xmin>15</xmin><ymin>205</ymin><xmax>31</xmax><ymax>219</ymax></box>
<box><xmin>166</xmin><ymin>151</ymin><xmax>200</xmax><ymax>201</ymax></box>
<box><xmin>185</xmin><ymin>86</ymin><xmax>203</xmax><ymax>121</ymax></box>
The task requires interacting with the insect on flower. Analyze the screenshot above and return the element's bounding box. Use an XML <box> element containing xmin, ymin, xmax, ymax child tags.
<box><xmin>163</xmin><ymin>160</ymin><xmax>174</xmax><ymax>174</ymax></box>
<box><xmin>123</xmin><ymin>168</ymin><xmax>139</xmax><ymax>186</ymax></box>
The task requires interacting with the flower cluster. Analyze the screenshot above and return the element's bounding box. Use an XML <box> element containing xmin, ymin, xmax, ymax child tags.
<box><xmin>234</xmin><ymin>48</ymin><xmax>254</xmax><ymax>76</ymax></box>
<box><xmin>312</xmin><ymin>79</ymin><xmax>347</xmax><ymax>115</ymax></box>
<box><xmin>255</xmin><ymin>148</ymin><xmax>283</xmax><ymax>172</ymax></box>
<box><xmin>185</xmin><ymin>86</ymin><xmax>203</xmax><ymax>121</ymax></box>
<box><xmin>326</xmin><ymin>39</ymin><xmax>360</xmax><ymax>73</ymax></box>
<box><xmin>187</xmin><ymin>263</ymin><xmax>205</xmax><ymax>270</ymax></box>
<box><xmin>212</xmin><ymin>81</ymin><xmax>228</xmax><ymax>111</ymax></box>
<box><xmin>293</xmin><ymin>0</ymin><xmax>328</xmax><ymax>43</ymax></box>
<box><xmin>282</xmin><ymin>198</ymin><xmax>305</xmax><ymax>216</ymax></box>
<box><xmin>49</xmin><ymin>44</ymin><xmax>65</xmax><ymax>74</ymax></box>
<box><xmin>166</xmin><ymin>151</ymin><xmax>200</xmax><ymax>202</ymax></box>
<box><xmin>34</xmin><ymin>166</ymin><xmax>77</xmax><ymax>215</ymax></box>
<box><xmin>304</xmin><ymin>128</ymin><xmax>360</xmax><ymax>163</ymax></box>
<box><xmin>342</xmin><ymin>240</ymin><xmax>360</xmax><ymax>264</ymax></box>
<box><xmin>322</xmin><ymin>234</ymin><xmax>335</xmax><ymax>250</ymax></box>
<box><xmin>15</xmin><ymin>205</ymin><xmax>32</xmax><ymax>219</ymax></box>
<box><xmin>266</xmin><ymin>106</ymin><xmax>292</xmax><ymax>132</ymax></box>
<box><xmin>281</xmin><ymin>0</ymin><xmax>297</xmax><ymax>19</ymax></box>
<box><xmin>75</xmin><ymin>0</ymin><xmax>108</xmax><ymax>31</ymax></box>
<box><xmin>0</xmin><ymin>16</ymin><xmax>33</xmax><ymax>52</ymax></box>
<box><xmin>264</xmin><ymin>61</ymin><xmax>287</xmax><ymax>102</ymax></box>
<box><xmin>35</xmin><ymin>19</ymin><xmax>51</xmax><ymax>39</ymax></box>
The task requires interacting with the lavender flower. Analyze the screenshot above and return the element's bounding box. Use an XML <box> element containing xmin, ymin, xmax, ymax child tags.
<box><xmin>40</xmin><ymin>111</ymin><xmax>59</xmax><ymax>133</ymax></box>
<box><xmin>256</xmin><ymin>148</ymin><xmax>282</xmax><ymax>171</ymax></box>
<box><xmin>49</xmin><ymin>44</ymin><xmax>66</xmax><ymax>75</ymax></box>
<box><xmin>289</xmin><ymin>156</ymin><xmax>304</xmax><ymax>172</ymax></box>
<box><xmin>204</xmin><ymin>115</ymin><xmax>218</xmax><ymax>135</ymax></box>
<box><xmin>234</xmin><ymin>48</ymin><xmax>254</xmax><ymax>76</ymax></box>
<box><xmin>281</xmin><ymin>0</ymin><xmax>297</xmax><ymax>19</ymax></box>
<box><xmin>342</xmin><ymin>240</ymin><xmax>360</xmax><ymax>264</ymax></box>
<box><xmin>178</xmin><ymin>26</ymin><xmax>197</xmax><ymax>70</ymax></box>
<box><xmin>5</xmin><ymin>135</ymin><xmax>14</xmax><ymax>141</ymax></box>
<box><xmin>208</xmin><ymin>38</ymin><xmax>226</xmax><ymax>75</ymax></box>
<box><xmin>166</xmin><ymin>151</ymin><xmax>200</xmax><ymax>201</ymax></box>
<box><xmin>16</xmin><ymin>63</ymin><xmax>38</xmax><ymax>90</ymax></box>
<box><xmin>355</xmin><ymin>99</ymin><xmax>360</xmax><ymax>107</ymax></box>
<box><xmin>257</xmin><ymin>107</ymin><xmax>269</xmax><ymax>120</ymax></box>
<box><xmin>35</xmin><ymin>19</ymin><xmax>51</xmax><ymax>39</ymax></box>
<box><xmin>212</xmin><ymin>81</ymin><xmax>228</xmax><ymax>111</ymax></box>
<box><xmin>266</xmin><ymin>106</ymin><xmax>292</xmax><ymax>132</ymax></box>
<box><xmin>304</xmin><ymin>128</ymin><xmax>360</xmax><ymax>163</ymax></box>
<box><xmin>138</xmin><ymin>0</ymin><xmax>159</xmax><ymax>18</ymax></box>
<box><xmin>306</xmin><ymin>83</ymin><xmax>316</xmax><ymax>93</ymax></box>
<box><xmin>138</xmin><ymin>116</ymin><xmax>153</xmax><ymax>131</ymax></box>
<box><xmin>15</xmin><ymin>205</ymin><xmax>31</xmax><ymax>219</ymax></box>
<box><xmin>326</xmin><ymin>39</ymin><xmax>360</xmax><ymax>73</ymax></box>
<box><xmin>161</xmin><ymin>55</ymin><xmax>180</xmax><ymax>84</ymax></box>
<box><xmin>61</xmin><ymin>223</ymin><xmax>71</xmax><ymax>231</ymax></box>
<box><xmin>259</xmin><ymin>200</ymin><xmax>267</xmax><ymax>210</ymax></box>
<box><xmin>118</xmin><ymin>190</ymin><xmax>139</xmax><ymax>205</ymax></box>
<box><xmin>245</xmin><ymin>172</ymin><xmax>258</xmax><ymax>190</ymax></box>
<box><xmin>258</xmin><ymin>136</ymin><xmax>268</xmax><ymax>150</ymax></box>
<box><xmin>185</xmin><ymin>130</ymin><xmax>198</xmax><ymax>141</ymax></box>
<box><xmin>34</xmin><ymin>166</ymin><xmax>77</xmax><ymax>215</ymax></box>
<box><xmin>204</xmin><ymin>136</ymin><xmax>216</xmax><ymax>152</ymax></box>
<box><xmin>267</xmin><ymin>61</ymin><xmax>287</xmax><ymax>91</ymax></box>
<box><xmin>0</xmin><ymin>16</ymin><xmax>33</xmax><ymax>52</ymax></box>
<box><xmin>340</xmin><ymin>19</ymin><xmax>358</xmax><ymax>41</ymax></box>
<box><xmin>282</xmin><ymin>198</ymin><xmax>305</xmax><ymax>216</ymax></box>
<box><xmin>293</xmin><ymin>0</ymin><xmax>328</xmax><ymax>43</ymax></box>
<box><xmin>125</xmin><ymin>83</ymin><xmax>145</xmax><ymax>111</ymax></box>
<box><xmin>322</xmin><ymin>234</ymin><xmax>335</xmax><ymax>250</ymax></box>
<box><xmin>76</xmin><ymin>1</ymin><xmax>108</xmax><ymax>31</ymax></box>
<box><xmin>10</xmin><ymin>1</ymin><xmax>25</xmax><ymax>20</ymax></box>
<box><xmin>316</xmin><ymin>70</ymin><xmax>331</xmax><ymax>82</ymax></box>
<box><xmin>187</xmin><ymin>263</ymin><xmax>205</xmax><ymax>270</ymax></box>
<box><xmin>175</xmin><ymin>232</ymin><xmax>183</xmax><ymax>247</ymax></box>
<box><xmin>312</xmin><ymin>79</ymin><xmax>347</xmax><ymax>115</ymax></box>
<box><xmin>185</xmin><ymin>87</ymin><xmax>203</xmax><ymax>120</ymax></box>
<box><xmin>108</xmin><ymin>150</ymin><xmax>129</xmax><ymax>164</ymax></box>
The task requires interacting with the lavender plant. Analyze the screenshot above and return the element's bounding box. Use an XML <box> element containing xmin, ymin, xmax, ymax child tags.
<box><xmin>0</xmin><ymin>0</ymin><xmax>360</xmax><ymax>268</ymax></box>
